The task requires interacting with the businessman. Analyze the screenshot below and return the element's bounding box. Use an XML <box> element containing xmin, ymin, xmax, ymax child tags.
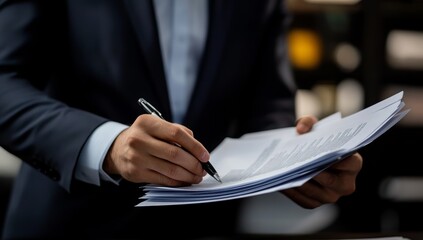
<box><xmin>0</xmin><ymin>0</ymin><xmax>363</xmax><ymax>238</ymax></box>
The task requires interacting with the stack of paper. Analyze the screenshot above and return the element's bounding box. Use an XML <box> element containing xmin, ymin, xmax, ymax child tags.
<box><xmin>136</xmin><ymin>91</ymin><xmax>409</xmax><ymax>207</ymax></box>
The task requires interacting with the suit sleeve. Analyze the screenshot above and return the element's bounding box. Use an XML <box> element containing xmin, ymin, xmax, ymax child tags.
<box><xmin>0</xmin><ymin>1</ymin><xmax>107</xmax><ymax>191</ymax></box>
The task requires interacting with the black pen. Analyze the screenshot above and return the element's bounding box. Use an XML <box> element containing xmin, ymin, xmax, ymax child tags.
<box><xmin>138</xmin><ymin>98</ymin><xmax>222</xmax><ymax>183</ymax></box>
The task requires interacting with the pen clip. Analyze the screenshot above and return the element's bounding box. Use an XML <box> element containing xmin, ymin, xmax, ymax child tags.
<box><xmin>138</xmin><ymin>98</ymin><xmax>164</xmax><ymax>119</ymax></box>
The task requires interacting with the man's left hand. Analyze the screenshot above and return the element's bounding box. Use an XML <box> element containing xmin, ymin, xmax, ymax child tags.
<box><xmin>280</xmin><ymin>115</ymin><xmax>363</xmax><ymax>209</ymax></box>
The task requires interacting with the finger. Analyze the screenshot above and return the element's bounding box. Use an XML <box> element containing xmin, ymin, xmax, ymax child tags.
<box><xmin>118</xmin><ymin>117</ymin><xmax>205</xmax><ymax>182</ymax></box>
<box><xmin>141</xmin><ymin>168</ymin><xmax>199</xmax><ymax>187</ymax></box>
<box><xmin>158</xmin><ymin>122</ymin><xmax>210</xmax><ymax>163</ymax></box>
<box><xmin>282</xmin><ymin>187</ymin><xmax>324</xmax><ymax>209</ymax></box>
<box><xmin>285</xmin><ymin>179</ymin><xmax>340</xmax><ymax>208</ymax></box>
<box><xmin>140</xmin><ymin>114</ymin><xmax>210</xmax><ymax>163</ymax></box>
<box><xmin>121</xmin><ymin>148</ymin><xmax>204</xmax><ymax>185</ymax></box>
<box><xmin>174</xmin><ymin>123</ymin><xmax>194</xmax><ymax>137</ymax></box>
<box><xmin>312</xmin><ymin>155</ymin><xmax>362</xmax><ymax>196</ymax></box>
<box><xmin>330</xmin><ymin>153</ymin><xmax>363</xmax><ymax>172</ymax></box>
<box><xmin>123</xmin><ymin>125</ymin><xmax>204</xmax><ymax>177</ymax></box>
<box><xmin>295</xmin><ymin>115</ymin><xmax>318</xmax><ymax>134</ymax></box>
<box><xmin>147</xmin><ymin>139</ymin><xmax>205</xmax><ymax>176</ymax></box>
<box><xmin>144</xmin><ymin>156</ymin><xmax>204</xmax><ymax>184</ymax></box>
<box><xmin>313</xmin><ymin>153</ymin><xmax>363</xmax><ymax>188</ymax></box>
<box><xmin>312</xmin><ymin>170</ymin><xmax>356</xmax><ymax>196</ymax></box>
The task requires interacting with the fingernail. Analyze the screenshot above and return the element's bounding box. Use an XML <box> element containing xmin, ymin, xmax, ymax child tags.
<box><xmin>298</xmin><ymin>123</ymin><xmax>307</xmax><ymax>132</ymax></box>
<box><xmin>200</xmin><ymin>151</ymin><xmax>210</xmax><ymax>162</ymax></box>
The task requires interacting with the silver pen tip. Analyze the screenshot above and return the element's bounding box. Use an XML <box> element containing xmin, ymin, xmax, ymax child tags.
<box><xmin>213</xmin><ymin>173</ymin><xmax>222</xmax><ymax>183</ymax></box>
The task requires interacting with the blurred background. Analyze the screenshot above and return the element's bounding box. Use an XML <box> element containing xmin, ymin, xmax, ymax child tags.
<box><xmin>1</xmin><ymin>0</ymin><xmax>423</xmax><ymax>236</ymax></box>
<box><xmin>238</xmin><ymin>0</ymin><xmax>423</xmax><ymax>235</ymax></box>
<box><xmin>285</xmin><ymin>0</ymin><xmax>423</xmax><ymax>234</ymax></box>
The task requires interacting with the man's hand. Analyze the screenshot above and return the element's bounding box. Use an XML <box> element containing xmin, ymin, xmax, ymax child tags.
<box><xmin>280</xmin><ymin>115</ymin><xmax>363</xmax><ymax>209</ymax></box>
<box><xmin>103</xmin><ymin>114</ymin><xmax>209</xmax><ymax>187</ymax></box>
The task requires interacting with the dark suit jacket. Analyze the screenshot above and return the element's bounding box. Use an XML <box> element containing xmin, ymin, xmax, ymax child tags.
<box><xmin>0</xmin><ymin>0</ymin><xmax>296</xmax><ymax>238</ymax></box>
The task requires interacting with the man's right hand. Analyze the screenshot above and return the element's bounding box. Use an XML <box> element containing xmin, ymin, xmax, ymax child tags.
<box><xmin>103</xmin><ymin>114</ymin><xmax>209</xmax><ymax>187</ymax></box>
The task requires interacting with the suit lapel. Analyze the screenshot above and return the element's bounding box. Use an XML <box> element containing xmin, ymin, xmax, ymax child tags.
<box><xmin>185</xmin><ymin>0</ymin><xmax>233</xmax><ymax>125</ymax></box>
<box><xmin>123</xmin><ymin>0</ymin><xmax>171</xmax><ymax>117</ymax></box>
<box><xmin>123</xmin><ymin>0</ymin><xmax>232</xmax><ymax>123</ymax></box>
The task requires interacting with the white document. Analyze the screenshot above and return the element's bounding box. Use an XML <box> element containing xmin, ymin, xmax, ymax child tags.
<box><xmin>136</xmin><ymin>91</ymin><xmax>410</xmax><ymax>207</ymax></box>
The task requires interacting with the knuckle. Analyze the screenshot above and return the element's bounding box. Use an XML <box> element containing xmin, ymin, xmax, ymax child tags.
<box><xmin>183</xmin><ymin>127</ymin><xmax>194</xmax><ymax>137</ymax></box>
<box><xmin>136</xmin><ymin>114</ymin><xmax>153</xmax><ymax>126</ymax></box>
<box><xmin>169</xmin><ymin>126</ymin><xmax>183</xmax><ymax>139</ymax></box>
<box><xmin>124</xmin><ymin>149</ymin><xmax>138</xmax><ymax>163</ymax></box>
<box><xmin>126</xmin><ymin>136</ymin><xmax>138</xmax><ymax>148</ymax></box>
<box><xmin>317</xmin><ymin>172</ymin><xmax>336</xmax><ymax>187</ymax></box>
<box><xmin>166</xmin><ymin>146</ymin><xmax>180</xmax><ymax>160</ymax></box>
<box><xmin>122</xmin><ymin>165</ymin><xmax>138</xmax><ymax>182</ymax></box>
<box><xmin>325</xmin><ymin>174</ymin><xmax>337</xmax><ymax>186</ymax></box>
<box><xmin>135</xmin><ymin>115</ymin><xmax>145</xmax><ymax>123</ymax></box>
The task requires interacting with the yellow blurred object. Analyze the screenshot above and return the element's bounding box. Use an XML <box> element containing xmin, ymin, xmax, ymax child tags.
<box><xmin>288</xmin><ymin>29</ymin><xmax>322</xmax><ymax>69</ymax></box>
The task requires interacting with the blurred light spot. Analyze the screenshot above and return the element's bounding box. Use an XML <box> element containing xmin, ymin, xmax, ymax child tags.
<box><xmin>334</xmin><ymin>43</ymin><xmax>361</xmax><ymax>72</ymax></box>
<box><xmin>288</xmin><ymin>29</ymin><xmax>322</xmax><ymax>70</ymax></box>
<box><xmin>380</xmin><ymin>176</ymin><xmax>423</xmax><ymax>202</ymax></box>
<box><xmin>387</xmin><ymin>30</ymin><xmax>423</xmax><ymax>70</ymax></box>
<box><xmin>305</xmin><ymin>0</ymin><xmax>361</xmax><ymax>4</ymax></box>
<box><xmin>295</xmin><ymin>89</ymin><xmax>322</xmax><ymax>119</ymax></box>
<box><xmin>336</xmin><ymin>79</ymin><xmax>364</xmax><ymax>116</ymax></box>
<box><xmin>312</xmin><ymin>83</ymin><xmax>337</xmax><ymax>117</ymax></box>
<box><xmin>237</xmin><ymin>193</ymin><xmax>338</xmax><ymax>234</ymax></box>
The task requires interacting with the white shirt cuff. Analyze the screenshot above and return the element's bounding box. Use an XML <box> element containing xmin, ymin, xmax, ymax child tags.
<box><xmin>75</xmin><ymin>121</ymin><xmax>128</xmax><ymax>186</ymax></box>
